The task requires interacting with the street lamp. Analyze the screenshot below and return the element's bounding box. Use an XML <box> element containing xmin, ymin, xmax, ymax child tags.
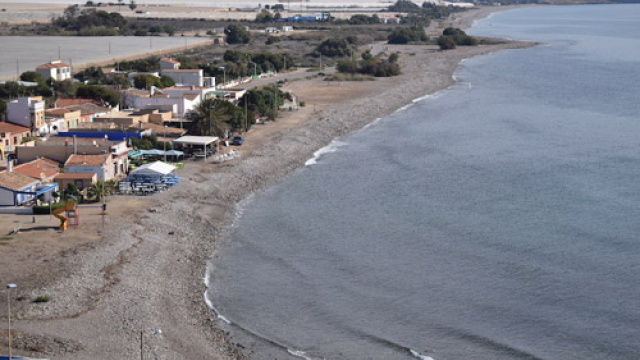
<box><xmin>6</xmin><ymin>283</ymin><xmax>17</xmax><ymax>360</ymax></box>
<box><xmin>249</xmin><ymin>62</ymin><xmax>257</xmax><ymax>78</ymax></box>
<box><xmin>163</xmin><ymin>125</ymin><xmax>167</xmax><ymax>162</ymax></box>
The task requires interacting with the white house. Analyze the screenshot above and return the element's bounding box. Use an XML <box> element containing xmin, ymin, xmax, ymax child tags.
<box><xmin>36</xmin><ymin>60</ymin><xmax>72</xmax><ymax>82</ymax></box>
<box><xmin>160</xmin><ymin>58</ymin><xmax>181</xmax><ymax>71</ymax></box>
<box><xmin>6</xmin><ymin>96</ymin><xmax>46</xmax><ymax>133</ymax></box>
<box><xmin>132</xmin><ymin>93</ymin><xmax>201</xmax><ymax>116</ymax></box>
<box><xmin>160</xmin><ymin>69</ymin><xmax>204</xmax><ymax>87</ymax></box>
<box><xmin>0</xmin><ymin>167</ymin><xmax>59</xmax><ymax>206</ymax></box>
<box><xmin>282</xmin><ymin>26</ymin><xmax>293</xmax><ymax>32</ymax></box>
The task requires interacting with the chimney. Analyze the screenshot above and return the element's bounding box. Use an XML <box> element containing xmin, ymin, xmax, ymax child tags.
<box><xmin>73</xmin><ymin>135</ymin><xmax>77</xmax><ymax>155</ymax></box>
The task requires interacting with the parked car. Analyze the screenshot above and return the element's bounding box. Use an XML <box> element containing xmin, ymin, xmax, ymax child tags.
<box><xmin>231</xmin><ymin>136</ymin><xmax>244</xmax><ymax>146</ymax></box>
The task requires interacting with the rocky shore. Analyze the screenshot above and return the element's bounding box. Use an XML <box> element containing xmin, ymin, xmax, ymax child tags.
<box><xmin>0</xmin><ymin>6</ymin><xmax>534</xmax><ymax>359</ymax></box>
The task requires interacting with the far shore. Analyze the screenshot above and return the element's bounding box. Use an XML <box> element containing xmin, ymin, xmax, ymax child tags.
<box><xmin>0</xmin><ymin>5</ymin><xmax>535</xmax><ymax>359</ymax></box>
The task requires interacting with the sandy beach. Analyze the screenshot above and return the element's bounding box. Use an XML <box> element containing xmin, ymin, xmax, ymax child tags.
<box><xmin>0</xmin><ymin>6</ymin><xmax>533</xmax><ymax>359</ymax></box>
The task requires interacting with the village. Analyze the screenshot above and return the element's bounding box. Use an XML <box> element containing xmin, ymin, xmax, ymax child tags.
<box><xmin>0</xmin><ymin>49</ymin><xmax>303</xmax><ymax>234</ymax></box>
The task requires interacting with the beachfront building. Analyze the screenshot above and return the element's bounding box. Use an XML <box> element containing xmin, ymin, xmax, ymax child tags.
<box><xmin>64</xmin><ymin>153</ymin><xmax>125</xmax><ymax>181</ymax></box>
<box><xmin>6</xmin><ymin>96</ymin><xmax>46</xmax><ymax>134</ymax></box>
<box><xmin>120</xmin><ymin>90</ymin><xmax>201</xmax><ymax>116</ymax></box>
<box><xmin>0</xmin><ymin>167</ymin><xmax>59</xmax><ymax>207</ymax></box>
<box><xmin>12</xmin><ymin>158</ymin><xmax>60</xmax><ymax>182</ymax></box>
<box><xmin>0</xmin><ymin>122</ymin><xmax>31</xmax><ymax>159</ymax></box>
<box><xmin>15</xmin><ymin>137</ymin><xmax>130</xmax><ymax>166</ymax></box>
<box><xmin>54</xmin><ymin>172</ymin><xmax>97</xmax><ymax>190</ymax></box>
<box><xmin>36</xmin><ymin>60</ymin><xmax>72</xmax><ymax>82</ymax></box>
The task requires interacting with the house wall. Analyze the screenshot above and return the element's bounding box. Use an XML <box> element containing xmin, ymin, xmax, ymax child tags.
<box><xmin>0</xmin><ymin>187</ymin><xmax>15</xmax><ymax>206</ymax></box>
<box><xmin>65</xmin><ymin>164</ymin><xmax>108</xmax><ymax>181</ymax></box>
<box><xmin>6</xmin><ymin>97</ymin><xmax>45</xmax><ymax>132</ymax></box>
<box><xmin>16</xmin><ymin>145</ymin><xmax>111</xmax><ymax>164</ymax></box>
<box><xmin>55</xmin><ymin>175</ymin><xmax>96</xmax><ymax>190</ymax></box>
<box><xmin>160</xmin><ymin>61</ymin><xmax>180</xmax><ymax>71</ymax></box>
<box><xmin>1</xmin><ymin>128</ymin><xmax>31</xmax><ymax>153</ymax></box>
<box><xmin>162</xmin><ymin>71</ymin><xmax>203</xmax><ymax>87</ymax></box>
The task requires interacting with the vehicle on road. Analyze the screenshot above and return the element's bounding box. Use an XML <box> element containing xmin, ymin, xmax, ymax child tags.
<box><xmin>231</xmin><ymin>136</ymin><xmax>244</xmax><ymax>146</ymax></box>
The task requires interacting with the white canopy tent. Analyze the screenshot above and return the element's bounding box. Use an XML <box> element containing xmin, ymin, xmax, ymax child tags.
<box><xmin>171</xmin><ymin>136</ymin><xmax>220</xmax><ymax>160</ymax></box>
<box><xmin>130</xmin><ymin>161</ymin><xmax>176</xmax><ymax>177</ymax></box>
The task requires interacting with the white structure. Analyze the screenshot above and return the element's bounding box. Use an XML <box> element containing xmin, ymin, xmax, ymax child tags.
<box><xmin>160</xmin><ymin>86</ymin><xmax>216</xmax><ymax>100</ymax></box>
<box><xmin>132</xmin><ymin>93</ymin><xmax>201</xmax><ymax>116</ymax></box>
<box><xmin>36</xmin><ymin>60</ymin><xmax>72</xmax><ymax>82</ymax></box>
<box><xmin>160</xmin><ymin>58</ymin><xmax>181</xmax><ymax>71</ymax></box>
<box><xmin>130</xmin><ymin>161</ymin><xmax>175</xmax><ymax>177</ymax></box>
<box><xmin>6</xmin><ymin>96</ymin><xmax>46</xmax><ymax>133</ymax></box>
<box><xmin>161</xmin><ymin>69</ymin><xmax>204</xmax><ymax>87</ymax></box>
<box><xmin>0</xmin><ymin>169</ymin><xmax>58</xmax><ymax>206</ymax></box>
<box><xmin>282</xmin><ymin>26</ymin><xmax>293</xmax><ymax>32</ymax></box>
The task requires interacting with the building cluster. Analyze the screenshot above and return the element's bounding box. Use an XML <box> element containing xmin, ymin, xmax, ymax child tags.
<box><xmin>0</xmin><ymin>56</ymin><xmax>251</xmax><ymax>207</ymax></box>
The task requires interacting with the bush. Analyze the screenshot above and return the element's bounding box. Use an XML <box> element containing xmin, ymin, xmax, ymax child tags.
<box><xmin>388</xmin><ymin>27</ymin><xmax>428</xmax><ymax>44</ymax></box>
<box><xmin>442</xmin><ymin>27</ymin><xmax>477</xmax><ymax>46</ymax></box>
<box><xmin>34</xmin><ymin>296</ymin><xmax>51</xmax><ymax>303</ymax></box>
<box><xmin>32</xmin><ymin>201</ymin><xmax>71</xmax><ymax>215</ymax></box>
<box><xmin>299</xmin><ymin>101</ymin><xmax>305</xmax><ymax>107</ymax></box>
<box><xmin>437</xmin><ymin>35</ymin><xmax>456</xmax><ymax>50</ymax></box>
<box><xmin>316</xmin><ymin>38</ymin><xmax>350</xmax><ymax>57</ymax></box>
<box><xmin>225</xmin><ymin>23</ymin><xmax>250</xmax><ymax>44</ymax></box>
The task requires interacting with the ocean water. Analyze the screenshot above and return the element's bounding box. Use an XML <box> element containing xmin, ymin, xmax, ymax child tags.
<box><xmin>208</xmin><ymin>5</ymin><xmax>640</xmax><ymax>359</ymax></box>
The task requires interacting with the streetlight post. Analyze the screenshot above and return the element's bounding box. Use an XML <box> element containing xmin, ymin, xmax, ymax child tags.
<box><xmin>7</xmin><ymin>283</ymin><xmax>17</xmax><ymax>360</ymax></box>
<box><xmin>163</xmin><ymin>125</ymin><xmax>167</xmax><ymax>162</ymax></box>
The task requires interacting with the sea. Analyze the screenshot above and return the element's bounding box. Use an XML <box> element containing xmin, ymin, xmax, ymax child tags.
<box><xmin>207</xmin><ymin>5</ymin><xmax>640</xmax><ymax>360</ymax></box>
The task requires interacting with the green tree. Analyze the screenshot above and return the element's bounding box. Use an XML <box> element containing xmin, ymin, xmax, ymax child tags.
<box><xmin>160</xmin><ymin>75</ymin><xmax>175</xmax><ymax>87</ymax></box>
<box><xmin>20</xmin><ymin>71</ymin><xmax>45</xmax><ymax>84</ymax></box>
<box><xmin>188</xmin><ymin>98</ymin><xmax>232</xmax><ymax>136</ymax></box>
<box><xmin>442</xmin><ymin>27</ymin><xmax>477</xmax><ymax>46</ymax></box>
<box><xmin>316</xmin><ymin>38</ymin><xmax>350</xmax><ymax>57</ymax></box>
<box><xmin>255</xmin><ymin>10</ymin><xmax>274</xmax><ymax>22</ymax></box>
<box><xmin>129</xmin><ymin>0</ymin><xmax>137</xmax><ymax>11</ymax></box>
<box><xmin>437</xmin><ymin>35</ymin><xmax>456</xmax><ymax>50</ymax></box>
<box><xmin>133</xmin><ymin>74</ymin><xmax>162</xmax><ymax>89</ymax></box>
<box><xmin>0</xmin><ymin>99</ymin><xmax>6</xmax><ymax>122</ymax></box>
<box><xmin>225</xmin><ymin>23</ymin><xmax>250</xmax><ymax>44</ymax></box>
<box><xmin>337</xmin><ymin>59</ymin><xmax>358</xmax><ymax>74</ymax></box>
<box><xmin>387</xmin><ymin>27</ymin><xmax>428</xmax><ymax>44</ymax></box>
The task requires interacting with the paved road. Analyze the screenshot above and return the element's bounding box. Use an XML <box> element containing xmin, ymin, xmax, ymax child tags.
<box><xmin>232</xmin><ymin>67</ymin><xmax>337</xmax><ymax>90</ymax></box>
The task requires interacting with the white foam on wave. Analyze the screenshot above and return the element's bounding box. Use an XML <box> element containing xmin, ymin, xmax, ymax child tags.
<box><xmin>410</xmin><ymin>349</ymin><xmax>436</xmax><ymax>360</ymax></box>
<box><xmin>362</xmin><ymin>117</ymin><xmax>383</xmax><ymax>130</ymax></box>
<box><xmin>305</xmin><ymin>140</ymin><xmax>347</xmax><ymax>166</ymax></box>
<box><xmin>287</xmin><ymin>348</ymin><xmax>314</xmax><ymax>360</ymax></box>
<box><xmin>203</xmin><ymin>266</ymin><xmax>232</xmax><ymax>324</ymax></box>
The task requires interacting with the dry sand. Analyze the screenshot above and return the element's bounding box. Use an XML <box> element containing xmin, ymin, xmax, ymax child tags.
<box><xmin>0</xmin><ymin>6</ymin><xmax>533</xmax><ymax>359</ymax></box>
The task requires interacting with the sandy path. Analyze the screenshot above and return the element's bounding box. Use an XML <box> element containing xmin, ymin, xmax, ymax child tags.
<box><xmin>0</xmin><ymin>6</ymin><xmax>533</xmax><ymax>360</ymax></box>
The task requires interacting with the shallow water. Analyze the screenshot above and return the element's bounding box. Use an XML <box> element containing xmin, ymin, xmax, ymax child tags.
<box><xmin>209</xmin><ymin>5</ymin><xmax>640</xmax><ymax>359</ymax></box>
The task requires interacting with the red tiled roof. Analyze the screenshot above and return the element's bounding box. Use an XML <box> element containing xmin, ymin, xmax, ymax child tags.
<box><xmin>54</xmin><ymin>173</ymin><xmax>96</xmax><ymax>180</ymax></box>
<box><xmin>161</xmin><ymin>58</ymin><xmax>181</xmax><ymax>64</ymax></box>
<box><xmin>36</xmin><ymin>62</ymin><xmax>70</xmax><ymax>70</ymax></box>
<box><xmin>55</xmin><ymin>98</ymin><xmax>97</xmax><ymax>108</ymax></box>
<box><xmin>0</xmin><ymin>122</ymin><xmax>30</xmax><ymax>134</ymax></box>
<box><xmin>13</xmin><ymin>158</ymin><xmax>60</xmax><ymax>180</ymax></box>
<box><xmin>0</xmin><ymin>171</ymin><xmax>39</xmax><ymax>191</ymax></box>
<box><xmin>46</xmin><ymin>109</ymin><xmax>71</xmax><ymax>116</ymax></box>
<box><xmin>65</xmin><ymin>154</ymin><xmax>109</xmax><ymax>167</ymax></box>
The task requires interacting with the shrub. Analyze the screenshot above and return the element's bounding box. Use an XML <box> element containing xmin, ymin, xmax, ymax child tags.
<box><xmin>34</xmin><ymin>296</ymin><xmax>51</xmax><ymax>303</ymax></box>
<box><xmin>388</xmin><ymin>27</ymin><xmax>428</xmax><ymax>44</ymax></box>
<box><xmin>299</xmin><ymin>101</ymin><xmax>305</xmax><ymax>107</ymax></box>
<box><xmin>437</xmin><ymin>35</ymin><xmax>456</xmax><ymax>50</ymax></box>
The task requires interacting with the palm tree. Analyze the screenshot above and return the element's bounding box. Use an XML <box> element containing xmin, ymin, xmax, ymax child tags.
<box><xmin>87</xmin><ymin>180</ymin><xmax>115</xmax><ymax>203</ymax></box>
<box><xmin>189</xmin><ymin>98</ymin><xmax>231</xmax><ymax>137</ymax></box>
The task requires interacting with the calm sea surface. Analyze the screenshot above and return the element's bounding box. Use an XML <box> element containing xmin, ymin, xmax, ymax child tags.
<box><xmin>208</xmin><ymin>5</ymin><xmax>640</xmax><ymax>359</ymax></box>
<box><xmin>0</xmin><ymin>36</ymin><xmax>203</xmax><ymax>79</ymax></box>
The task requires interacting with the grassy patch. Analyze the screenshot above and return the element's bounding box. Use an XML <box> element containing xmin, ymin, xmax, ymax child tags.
<box><xmin>34</xmin><ymin>295</ymin><xmax>51</xmax><ymax>303</ymax></box>
<box><xmin>0</xmin><ymin>236</ymin><xmax>14</xmax><ymax>241</ymax></box>
<box><xmin>325</xmin><ymin>73</ymin><xmax>376</xmax><ymax>82</ymax></box>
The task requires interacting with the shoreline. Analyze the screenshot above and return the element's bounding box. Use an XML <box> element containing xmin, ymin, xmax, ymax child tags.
<box><xmin>0</xmin><ymin>5</ymin><xmax>535</xmax><ymax>360</ymax></box>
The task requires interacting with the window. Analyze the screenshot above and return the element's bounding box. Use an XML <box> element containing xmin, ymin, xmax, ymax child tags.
<box><xmin>13</xmin><ymin>136</ymin><xmax>17</xmax><ymax>144</ymax></box>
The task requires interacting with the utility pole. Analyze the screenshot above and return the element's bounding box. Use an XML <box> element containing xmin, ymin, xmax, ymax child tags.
<box><xmin>244</xmin><ymin>97</ymin><xmax>248</xmax><ymax>133</ymax></box>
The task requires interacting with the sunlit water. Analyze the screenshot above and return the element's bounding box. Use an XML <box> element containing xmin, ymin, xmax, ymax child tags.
<box><xmin>208</xmin><ymin>5</ymin><xmax>640</xmax><ymax>359</ymax></box>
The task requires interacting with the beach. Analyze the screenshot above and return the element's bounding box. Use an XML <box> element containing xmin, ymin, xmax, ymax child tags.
<box><xmin>0</xmin><ymin>6</ymin><xmax>533</xmax><ymax>359</ymax></box>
